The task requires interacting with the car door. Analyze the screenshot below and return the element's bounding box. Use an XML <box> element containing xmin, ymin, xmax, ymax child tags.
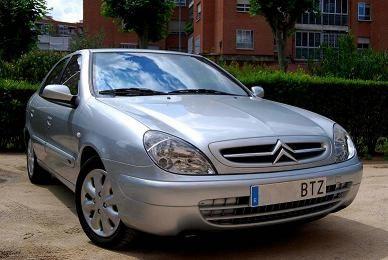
<box><xmin>43</xmin><ymin>54</ymin><xmax>82</xmax><ymax>182</ymax></box>
<box><xmin>29</xmin><ymin>57</ymin><xmax>70</xmax><ymax>162</ymax></box>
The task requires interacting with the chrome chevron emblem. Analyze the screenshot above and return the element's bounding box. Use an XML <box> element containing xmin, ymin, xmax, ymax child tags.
<box><xmin>272</xmin><ymin>140</ymin><xmax>298</xmax><ymax>165</ymax></box>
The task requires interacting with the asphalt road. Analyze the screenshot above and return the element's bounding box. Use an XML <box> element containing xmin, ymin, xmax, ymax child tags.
<box><xmin>0</xmin><ymin>154</ymin><xmax>388</xmax><ymax>260</ymax></box>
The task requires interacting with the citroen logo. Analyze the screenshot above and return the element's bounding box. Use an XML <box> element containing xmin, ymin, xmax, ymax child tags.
<box><xmin>272</xmin><ymin>140</ymin><xmax>298</xmax><ymax>165</ymax></box>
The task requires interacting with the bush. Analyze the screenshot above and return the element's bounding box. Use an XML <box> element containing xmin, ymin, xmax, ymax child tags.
<box><xmin>0</xmin><ymin>79</ymin><xmax>38</xmax><ymax>151</ymax></box>
<box><xmin>312</xmin><ymin>35</ymin><xmax>388</xmax><ymax>81</ymax></box>
<box><xmin>224</xmin><ymin>64</ymin><xmax>388</xmax><ymax>155</ymax></box>
<box><xmin>0</xmin><ymin>50</ymin><xmax>65</xmax><ymax>84</ymax></box>
<box><xmin>376</xmin><ymin>138</ymin><xmax>388</xmax><ymax>160</ymax></box>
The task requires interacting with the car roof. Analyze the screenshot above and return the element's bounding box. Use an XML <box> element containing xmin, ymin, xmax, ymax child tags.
<box><xmin>85</xmin><ymin>48</ymin><xmax>196</xmax><ymax>57</ymax></box>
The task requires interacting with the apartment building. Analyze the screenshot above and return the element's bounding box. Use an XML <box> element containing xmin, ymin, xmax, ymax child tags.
<box><xmin>84</xmin><ymin>0</ymin><xmax>387</xmax><ymax>61</ymax></box>
<box><xmin>83</xmin><ymin>0</ymin><xmax>189</xmax><ymax>51</ymax></box>
<box><xmin>188</xmin><ymin>0</ymin><xmax>387</xmax><ymax>61</ymax></box>
<box><xmin>188</xmin><ymin>0</ymin><xmax>276</xmax><ymax>61</ymax></box>
<box><xmin>36</xmin><ymin>16</ymin><xmax>83</xmax><ymax>51</ymax></box>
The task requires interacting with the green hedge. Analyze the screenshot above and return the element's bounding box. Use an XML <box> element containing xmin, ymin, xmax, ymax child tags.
<box><xmin>0</xmin><ymin>50</ymin><xmax>65</xmax><ymax>84</ymax></box>
<box><xmin>0</xmin><ymin>79</ymin><xmax>38</xmax><ymax>151</ymax></box>
<box><xmin>1</xmin><ymin>68</ymin><xmax>388</xmax><ymax>155</ymax></box>
<box><xmin>226</xmin><ymin>66</ymin><xmax>388</xmax><ymax>155</ymax></box>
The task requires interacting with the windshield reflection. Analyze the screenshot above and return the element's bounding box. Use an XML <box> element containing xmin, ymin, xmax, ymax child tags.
<box><xmin>93</xmin><ymin>52</ymin><xmax>248</xmax><ymax>96</ymax></box>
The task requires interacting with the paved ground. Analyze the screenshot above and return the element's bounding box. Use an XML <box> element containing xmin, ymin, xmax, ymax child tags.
<box><xmin>0</xmin><ymin>154</ymin><xmax>388</xmax><ymax>260</ymax></box>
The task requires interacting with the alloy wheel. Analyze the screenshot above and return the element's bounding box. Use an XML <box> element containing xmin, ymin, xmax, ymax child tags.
<box><xmin>27</xmin><ymin>139</ymin><xmax>35</xmax><ymax>177</ymax></box>
<box><xmin>81</xmin><ymin>169</ymin><xmax>120</xmax><ymax>237</ymax></box>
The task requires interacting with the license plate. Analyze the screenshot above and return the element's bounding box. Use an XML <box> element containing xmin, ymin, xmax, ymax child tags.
<box><xmin>250</xmin><ymin>177</ymin><xmax>327</xmax><ymax>207</ymax></box>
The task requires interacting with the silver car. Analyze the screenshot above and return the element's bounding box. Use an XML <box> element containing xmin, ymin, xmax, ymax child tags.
<box><xmin>25</xmin><ymin>49</ymin><xmax>362</xmax><ymax>248</ymax></box>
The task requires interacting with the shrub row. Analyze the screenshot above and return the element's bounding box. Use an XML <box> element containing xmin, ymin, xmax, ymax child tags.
<box><xmin>225</xmin><ymin>65</ymin><xmax>388</xmax><ymax>155</ymax></box>
<box><xmin>0</xmin><ymin>50</ymin><xmax>65</xmax><ymax>84</ymax></box>
<box><xmin>0</xmin><ymin>79</ymin><xmax>38</xmax><ymax>151</ymax></box>
<box><xmin>1</xmin><ymin>67</ymin><xmax>387</xmax><ymax>155</ymax></box>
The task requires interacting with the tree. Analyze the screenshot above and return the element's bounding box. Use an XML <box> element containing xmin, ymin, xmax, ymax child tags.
<box><xmin>70</xmin><ymin>30</ymin><xmax>105</xmax><ymax>52</ymax></box>
<box><xmin>315</xmin><ymin>34</ymin><xmax>388</xmax><ymax>81</ymax></box>
<box><xmin>101</xmin><ymin>0</ymin><xmax>175</xmax><ymax>49</ymax></box>
<box><xmin>0</xmin><ymin>0</ymin><xmax>47</xmax><ymax>61</ymax></box>
<box><xmin>250</xmin><ymin>0</ymin><xmax>317</xmax><ymax>71</ymax></box>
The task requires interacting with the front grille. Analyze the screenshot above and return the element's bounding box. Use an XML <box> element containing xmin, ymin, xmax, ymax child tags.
<box><xmin>220</xmin><ymin>140</ymin><xmax>326</xmax><ymax>165</ymax></box>
<box><xmin>199</xmin><ymin>182</ymin><xmax>351</xmax><ymax>226</ymax></box>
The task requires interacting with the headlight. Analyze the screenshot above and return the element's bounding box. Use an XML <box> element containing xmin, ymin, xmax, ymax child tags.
<box><xmin>143</xmin><ymin>131</ymin><xmax>217</xmax><ymax>175</ymax></box>
<box><xmin>333</xmin><ymin>124</ymin><xmax>356</xmax><ymax>162</ymax></box>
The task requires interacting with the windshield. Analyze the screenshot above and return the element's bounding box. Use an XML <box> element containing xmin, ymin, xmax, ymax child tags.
<box><xmin>92</xmin><ymin>52</ymin><xmax>249</xmax><ymax>96</ymax></box>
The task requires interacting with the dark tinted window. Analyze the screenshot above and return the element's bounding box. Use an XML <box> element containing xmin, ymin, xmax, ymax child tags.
<box><xmin>61</xmin><ymin>55</ymin><xmax>81</xmax><ymax>95</ymax></box>
<box><xmin>44</xmin><ymin>58</ymin><xmax>69</xmax><ymax>86</ymax></box>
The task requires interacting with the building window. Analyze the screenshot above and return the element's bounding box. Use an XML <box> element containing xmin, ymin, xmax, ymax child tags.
<box><xmin>322</xmin><ymin>32</ymin><xmax>343</xmax><ymax>47</ymax></box>
<box><xmin>188</xmin><ymin>35</ymin><xmax>194</xmax><ymax>54</ymax></box>
<box><xmin>189</xmin><ymin>1</ymin><xmax>194</xmax><ymax>19</ymax></box>
<box><xmin>38</xmin><ymin>23</ymin><xmax>50</xmax><ymax>35</ymax></box>
<box><xmin>168</xmin><ymin>21</ymin><xmax>185</xmax><ymax>34</ymax></box>
<box><xmin>295</xmin><ymin>31</ymin><xmax>346</xmax><ymax>60</ymax></box>
<box><xmin>194</xmin><ymin>35</ymin><xmax>201</xmax><ymax>54</ymax></box>
<box><xmin>358</xmin><ymin>2</ymin><xmax>371</xmax><ymax>21</ymax></box>
<box><xmin>357</xmin><ymin>43</ymin><xmax>369</xmax><ymax>49</ymax></box>
<box><xmin>58</xmin><ymin>25</ymin><xmax>70</xmax><ymax>36</ymax></box>
<box><xmin>295</xmin><ymin>31</ymin><xmax>321</xmax><ymax>60</ymax></box>
<box><xmin>357</xmin><ymin>37</ymin><xmax>370</xmax><ymax>49</ymax></box>
<box><xmin>236</xmin><ymin>0</ymin><xmax>250</xmax><ymax>12</ymax></box>
<box><xmin>196</xmin><ymin>3</ymin><xmax>202</xmax><ymax>21</ymax></box>
<box><xmin>120</xmin><ymin>43</ymin><xmax>137</xmax><ymax>49</ymax></box>
<box><xmin>236</xmin><ymin>29</ymin><xmax>254</xmax><ymax>49</ymax></box>
<box><xmin>297</xmin><ymin>0</ymin><xmax>348</xmax><ymax>26</ymax></box>
<box><xmin>173</xmin><ymin>0</ymin><xmax>186</xmax><ymax>6</ymax></box>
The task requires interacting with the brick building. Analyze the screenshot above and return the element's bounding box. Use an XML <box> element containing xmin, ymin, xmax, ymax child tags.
<box><xmin>84</xmin><ymin>0</ymin><xmax>387</xmax><ymax>62</ymax></box>
<box><xmin>189</xmin><ymin>0</ymin><xmax>387</xmax><ymax>61</ymax></box>
<box><xmin>83</xmin><ymin>0</ymin><xmax>189</xmax><ymax>51</ymax></box>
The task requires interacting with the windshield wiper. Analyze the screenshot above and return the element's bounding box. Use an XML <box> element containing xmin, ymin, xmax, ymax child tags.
<box><xmin>167</xmin><ymin>89</ymin><xmax>236</xmax><ymax>96</ymax></box>
<box><xmin>99</xmin><ymin>88</ymin><xmax>165</xmax><ymax>96</ymax></box>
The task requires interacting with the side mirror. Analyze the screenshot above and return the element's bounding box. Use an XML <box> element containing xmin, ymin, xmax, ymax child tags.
<box><xmin>251</xmin><ymin>86</ymin><xmax>264</xmax><ymax>98</ymax></box>
<box><xmin>41</xmin><ymin>85</ymin><xmax>78</xmax><ymax>107</ymax></box>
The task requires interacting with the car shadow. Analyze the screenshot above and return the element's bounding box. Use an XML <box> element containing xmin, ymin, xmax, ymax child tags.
<box><xmin>44</xmin><ymin>179</ymin><xmax>77</xmax><ymax>215</ymax></box>
<box><xmin>118</xmin><ymin>217</ymin><xmax>388</xmax><ymax>259</ymax></box>
<box><xmin>44</xmin><ymin>180</ymin><xmax>388</xmax><ymax>259</ymax></box>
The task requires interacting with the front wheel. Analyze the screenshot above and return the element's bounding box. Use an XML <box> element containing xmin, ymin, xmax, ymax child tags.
<box><xmin>75</xmin><ymin>157</ymin><xmax>137</xmax><ymax>249</ymax></box>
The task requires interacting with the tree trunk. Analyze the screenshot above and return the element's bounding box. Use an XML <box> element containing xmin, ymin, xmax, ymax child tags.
<box><xmin>275</xmin><ymin>30</ymin><xmax>288</xmax><ymax>72</ymax></box>
<box><xmin>138</xmin><ymin>29</ymin><xmax>149</xmax><ymax>49</ymax></box>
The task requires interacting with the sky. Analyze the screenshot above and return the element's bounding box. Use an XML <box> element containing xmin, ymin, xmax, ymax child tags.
<box><xmin>45</xmin><ymin>0</ymin><xmax>83</xmax><ymax>23</ymax></box>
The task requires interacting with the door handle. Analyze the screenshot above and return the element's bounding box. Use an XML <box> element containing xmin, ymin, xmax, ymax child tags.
<box><xmin>46</xmin><ymin>116</ymin><xmax>53</xmax><ymax>127</ymax></box>
<box><xmin>30</xmin><ymin>109</ymin><xmax>34</xmax><ymax>118</ymax></box>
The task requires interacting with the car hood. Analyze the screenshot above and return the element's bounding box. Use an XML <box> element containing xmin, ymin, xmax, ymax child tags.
<box><xmin>98</xmin><ymin>95</ymin><xmax>332</xmax><ymax>144</ymax></box>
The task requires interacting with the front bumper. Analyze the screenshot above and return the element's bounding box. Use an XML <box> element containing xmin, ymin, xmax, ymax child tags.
<box><xmin>106</xmin><ymin>160</ymin><xmax>362</xmax><ymax>236</ymax></box>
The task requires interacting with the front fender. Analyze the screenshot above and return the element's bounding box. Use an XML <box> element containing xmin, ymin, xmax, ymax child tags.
<box><xmin>76</xmin><ymin>98</ymin><xmax>153</xmax><ymax>168</ymax></box>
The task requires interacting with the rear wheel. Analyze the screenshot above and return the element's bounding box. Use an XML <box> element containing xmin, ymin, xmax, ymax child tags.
<box><xmin>75</xmin><ymin>157</ymin><xmax>137</xmax><ymax>249</ymax></box>
<box><xmin>26</xmin><ymin>139</ymin><xmax>51</xmax><ymax>184</ymax></box>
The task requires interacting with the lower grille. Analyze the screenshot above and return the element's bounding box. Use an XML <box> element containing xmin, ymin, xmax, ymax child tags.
<box><xmin>199</xmin><ymin>182</ymin><xmax>351</xmax><ymax>226</ymax></box>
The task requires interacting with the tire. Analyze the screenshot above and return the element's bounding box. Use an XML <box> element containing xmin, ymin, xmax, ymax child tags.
<box><xmin>75</xmin><ymin>157</ymin><xmax>137</xmax><ymax>249</ymax></box>
<box><xmin>26</xmin><ymin>138</ymin><xmax>51</xmax><ymax>184</ymax></box>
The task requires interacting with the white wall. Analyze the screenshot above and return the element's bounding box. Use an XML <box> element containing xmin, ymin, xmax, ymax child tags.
<box><xmin>38</xmin><ymin>35</ymin><xmax>71</xmax><ymax>51</ymax></box>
